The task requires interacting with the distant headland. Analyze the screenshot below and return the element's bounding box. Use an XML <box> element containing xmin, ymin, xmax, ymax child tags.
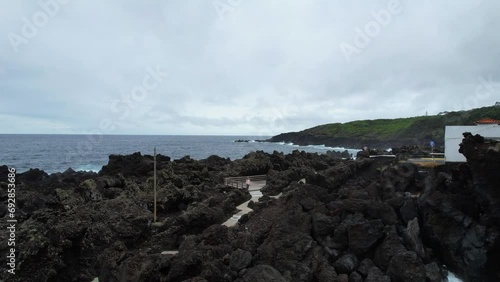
<box><xmin>264</xmin><ymin>105</ymin><xmax>500</xmax><ymax>149</ymax></box>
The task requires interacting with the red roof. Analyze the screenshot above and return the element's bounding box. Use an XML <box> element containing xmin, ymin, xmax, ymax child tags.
<box><xmin>475</xmin><ymin>118</ymin><xmax>500</xmax><ymax>124</ymax></box>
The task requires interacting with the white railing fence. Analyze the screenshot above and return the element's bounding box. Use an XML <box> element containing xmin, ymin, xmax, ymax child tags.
<box><xmin>224</xmin><ymin>174</ymin><xmax>267</xmax><ymax>189</ymax></box>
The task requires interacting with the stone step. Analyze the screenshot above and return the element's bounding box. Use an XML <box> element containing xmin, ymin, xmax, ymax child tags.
<box><xmin>161</xmin><ymin>250</ymin><xmax>179</xmax><ymax>256</ymax></box>
<box><xmin>250</xmin><ymin>191</ymin><xmax>263</xmax><ymax>197</ymax></box>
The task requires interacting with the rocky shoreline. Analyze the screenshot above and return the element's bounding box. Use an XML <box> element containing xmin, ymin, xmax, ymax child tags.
<box><xmin>233</xmin><ymin>139</ymin><xmax>356</xmax><ymax>159</ymax></box>
<box><xmin>0</xmin><ymin>133</ymin><xmax>499</xmax><ymax>281</ymax></box>
<box><xmin>265</xmin><ymin>132</ymin><xmax>439</xmax><ymax>151</ymax></box>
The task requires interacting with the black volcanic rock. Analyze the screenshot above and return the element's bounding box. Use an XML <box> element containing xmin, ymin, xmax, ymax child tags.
<box><xmin>201</xmin><ymin>155</ymin><xmax>231</xmax><ymax>171</ymax></box>
<box><xmin>425</xmin><ymin>262</ymin><xmax>445</xmax><ymax>282</ymax></box>
<box><xmin>0</xmin><ymin>165</ymin><xmax>9</xmax><ymax>182</ymax></box>
<box><xmin>374</xmin><ymin>226</ymin><xmax>407</xmax><ymax>271</ymax></box>
<box><xmin>392</xmin><ymin>145</ymin><xmax>428</xmax><ymax>159</ymax></box>
<box><xmin>241</xmin><ymin>265</ymin><xmax>287</xmax><ymax>282</ymax></box>
<box><xmin>334</xmin><ymin>253</ymin><xmax>359</xmax><ymax>274</ymax></box>
<box><xmin>415</xmin><ymin>134</ymin><xmax>500</xmax><ymax>281</ymax></box>
<box><xmin>100</xmin><ymin>152</ymin><xmax>169</xmax><ymax>177</ymax></box>
<box><xmin>356</xmin><ymin>150</ymin><xmax>370</xmax><ymax>159</ymax></box>
<box><xmin>348</xmin><ymin>219</ymin><xmax>385</xmax><ymax>255</ymax></box>
<box><xmin>365</xmin><ymin>266</ymin><xmax>391</xmax><ymax>282</ymax></box>
<box><xmin>228</xmin><ymin>151</ymin><xmax>272</xmax><ymax>176</ymax></box>
<box><xmin>459</xmin><ymin>132</ymin><xmax>500</xmax><ymax>224</ymax></box>
<box><xmin>0</xmin><ymin>152</ymin><xmax>252</xmax><ymax>282</ymax></box>
<box><xmin>17</xmin><ymin>168</ymin><xmax>49</xmax><ymax>185</ymax></box>
<box><xmin>267</xmin><ymin>131</ymin><xmax>415</xmax><ymax>150</ymax></box>
<box><xmin>315</xmin><ymin>262</ymin><xmax>338</xmax><ymax>281</ymax></box>
<box><xmin>357</xmin><ymin>258</ymin><xmax>376</xmax><ymax>277</ymax></box>
<box><xmin>1</xmin><ymin>133</ymin><xmax>499</xmax><ymax>281</ymax></box>
<box><xmin>230</xmin><ymin>249</ymin><xmax>252</xmax><ymax>271</ymax></box>
<box><xmin>387</xmin><ymin>251</ymin><xmax>426</xmax><ymax>282</ymax></box>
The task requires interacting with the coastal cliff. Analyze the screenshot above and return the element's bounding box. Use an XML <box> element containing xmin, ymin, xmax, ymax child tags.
<box><xmin>267</xmin><ymin>105</ymin><xmax>500</xmax><ymax>149</ymax></box>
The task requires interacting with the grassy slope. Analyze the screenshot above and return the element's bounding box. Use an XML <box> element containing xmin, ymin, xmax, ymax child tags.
<box><xmin>301</xmin><ymin>106</ymin><xmax>500</xmax><ymax>144</ymax></box>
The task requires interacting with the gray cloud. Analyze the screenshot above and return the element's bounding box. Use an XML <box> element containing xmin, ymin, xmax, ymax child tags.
<box><xmin>1</xmin><ymin>0</ymin><xmax>499</xmax><ymax>135</ymax></box>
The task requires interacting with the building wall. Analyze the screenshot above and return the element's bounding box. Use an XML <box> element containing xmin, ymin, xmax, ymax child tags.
<box><xmin>445</xmin><ymin>125</ymin><xmax>500</xmax><ymax>162</ymax></box>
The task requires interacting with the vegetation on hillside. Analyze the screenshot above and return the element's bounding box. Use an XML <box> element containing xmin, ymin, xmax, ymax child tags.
<box><xmin>301</xmin><ymin>106</ymin><xmax>500</xmax><ymax>144</ymax></box>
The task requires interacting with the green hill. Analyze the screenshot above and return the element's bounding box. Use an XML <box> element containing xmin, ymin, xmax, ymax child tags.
<box><xmin>268</xmin><ymin>106</ymin><xmax>500</xmax><ymax>149</ymax></box>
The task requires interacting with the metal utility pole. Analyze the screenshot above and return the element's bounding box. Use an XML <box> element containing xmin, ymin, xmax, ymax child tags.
<box><xmin>154</xmin><ymin>147</ymin><xmax>157</xmax><ymax>223</ymax></box>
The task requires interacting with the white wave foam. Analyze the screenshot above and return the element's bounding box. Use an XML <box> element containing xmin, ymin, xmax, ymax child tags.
<box><xmin>75</xmin><ymin>165</ymin><xmax>101</xmax><ymax>173</ymax></box>
<box><xmin>276</xmin><ymin>142</ymin><xmax>362</xmax><ymax>153</ymax></box>
<box><xmin>306</xmin><ymin>144</ymin><xmax>327</xmax><ymax>150</ymax></box>
<box><xmin>447</xmin><ymin>272</ymin><xmax>463</xmax><ymax>282</ymax></box>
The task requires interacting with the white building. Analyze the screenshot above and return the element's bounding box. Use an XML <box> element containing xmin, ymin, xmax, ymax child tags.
<box><xmin>445</xmin><ymin>118</ymin><xmax>500</xmax><ymax>162</ymax></box>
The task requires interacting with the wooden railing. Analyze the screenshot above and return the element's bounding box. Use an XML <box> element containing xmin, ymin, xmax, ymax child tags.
<box><xmin>224</xmin><ymin>174</ymin><xmax>267</xmax><ymax>188</ymax></box>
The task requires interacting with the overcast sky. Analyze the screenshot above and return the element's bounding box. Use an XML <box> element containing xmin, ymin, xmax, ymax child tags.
<box><xmin>1</xmin><ymin>0</ymin><xmax>499</xmax><ymax>135</ymax></box>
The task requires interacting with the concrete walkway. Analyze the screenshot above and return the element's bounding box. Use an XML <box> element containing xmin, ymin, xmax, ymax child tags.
<box><xmin>162</xmin><ymin>179</ymin><xmax>279</xmax><ymax>255</ymax></box>
<box><xmin>222</xmin><ymin>180</ymin><xmax>282</xmax><ymax>227</ymax></box>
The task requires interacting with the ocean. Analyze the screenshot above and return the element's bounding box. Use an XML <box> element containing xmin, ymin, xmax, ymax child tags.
<box><xmin>0</xmin><ymin>134</ymin><xmax>360</xmax><ymax>174</ymax></box>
